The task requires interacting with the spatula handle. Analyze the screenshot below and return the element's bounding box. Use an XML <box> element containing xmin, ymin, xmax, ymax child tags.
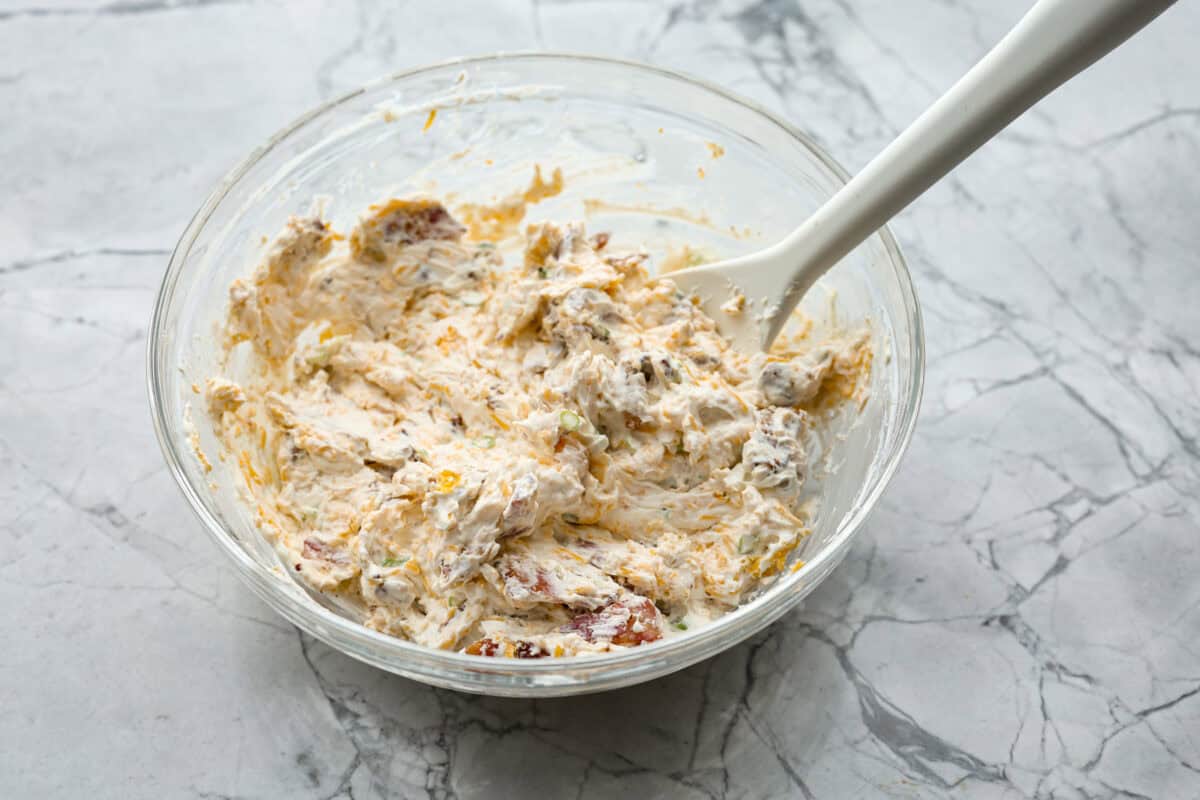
<box><xmin>770</xmin><ymin>0</ymin><xmax>1175</xmax><ymax>344</ymax></box>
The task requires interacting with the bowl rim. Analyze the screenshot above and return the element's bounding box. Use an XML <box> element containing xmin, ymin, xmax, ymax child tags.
<box><xmin>147</xmin><ymin>51</ymin><xmax>925</xmax><ymax>683</ymax></box>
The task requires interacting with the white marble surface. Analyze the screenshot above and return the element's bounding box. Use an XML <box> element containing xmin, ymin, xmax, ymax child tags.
<box><xmin>3</xmin><ymin>1</ymin><xmax>1199</xmax><ymax>797</ymax></box>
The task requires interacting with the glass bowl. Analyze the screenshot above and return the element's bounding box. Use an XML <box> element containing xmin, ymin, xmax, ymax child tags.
<box><xmin>147</xmin><ymin>53</ymin><xmax>923</xmax><ymax>697</ymax></box>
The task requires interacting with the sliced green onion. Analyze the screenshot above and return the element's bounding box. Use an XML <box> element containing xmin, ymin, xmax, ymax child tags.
<box><xmin>472</xmin><ymin>435</ymin><xmax>496</xmax><ymax>449</ymax></box>
<box><xmin>672</xmin><ymin>620</ymin><xmax>689</xmax><ymax>631</ymax></box>
<box><xmin>381</xmin><ymin>556</ymin><xmax>408</xmax><ymax>568</ymax></box>
<box><xmin>737</xmin><ymin>535</ymin><xmax>756</xmax><ymax>555</ymax></box>
<box><xmin>559</xmin><ymin>409</ymin><xmax>581</xmax><ymax>432</ymax></box>
<box><xmin>477</xmin><ymin>242</ymin><xmax>495</xmax><ymax>250</ymax></box>
<box><xmin>537</xmin><ymin>267</ymin><xmax>548</xmax><ymax>279</ymax></box>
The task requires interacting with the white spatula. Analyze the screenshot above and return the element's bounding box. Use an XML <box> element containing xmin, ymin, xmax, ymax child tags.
<box><xmin>670</xmin><ymin>0</ymin><xmax>1175</xmax><ymax>353</ymax></box>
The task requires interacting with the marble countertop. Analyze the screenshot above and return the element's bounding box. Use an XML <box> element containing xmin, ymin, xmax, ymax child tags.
<box><xmin>4</xmin><ymin>1</ymin><xmax>1199</xmax><ymax>797</ymax></box>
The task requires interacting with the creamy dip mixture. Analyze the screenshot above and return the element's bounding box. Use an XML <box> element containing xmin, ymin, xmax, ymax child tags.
<box><xmin>205</xmin><ymin>197</ymin><xmax>869</xmax><ymax>658</ymax></box>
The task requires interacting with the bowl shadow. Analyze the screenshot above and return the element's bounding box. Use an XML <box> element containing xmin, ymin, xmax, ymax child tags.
<box><xmin>285</xmin><ymin>574</ymin><xmax>858</xmax><ymax>800</ymax></box>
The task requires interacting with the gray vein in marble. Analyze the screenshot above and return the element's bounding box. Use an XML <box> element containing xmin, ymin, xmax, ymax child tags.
<box><xmin>0</xmin><ymin>0</ymin><xmax>246</xmax><ymax>21</ymax></box>
<box><xmin>0</xmin><ymin>247</ymin><xmax>171</xmax><ymax>275</ymax></box>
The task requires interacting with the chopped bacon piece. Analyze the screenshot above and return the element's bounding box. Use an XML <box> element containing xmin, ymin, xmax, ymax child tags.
<box><xmin>562</xmin><ymin>597</ymin><xmax>662</xmax><ymax>646</ymax></box>
<box><xmin>302</xmin><ymin>537</ymin><xmax>350</xmax><ymax>564</ymax></box>
<box><xmin>498</xmin><ymin>473</ymin><xmax>537</xmax><ymax>538</ymax></box>
<box><xmin>497</xmin><ymin>552</ymin><xmax>618</xmax><ymax>610</ymax></box>
<box><xmin>465</xmin><ymin>638</ymin><xmax>501</xmax><ymax>657</ymax></box>
<box><xmin>464</xmin><ymin>638</ymin><xmax>547</xmax><ymax>658</ymax></box>
<box><xmin>514</xmin><ymin>641</ymin><xmax>549</xmax><ymax>659</ymax></box>
<box><xmin>742</xmin><ymin>407</ymin><xmax>806</xmax><ymax>492</ymax></box>
<box><xmin>351</xmin><ymin>199</ymin><xmax>465</xmax><ymax>262</ymax></box>
<box><xmin>604</xmin><ymin>253</ymin><xmax>646</xmax><ymax>274</ymax></box>
<box><xmin>501</xmin><ymin>558</ymin><xmax>555</xmax><ymax>600</ymax></box>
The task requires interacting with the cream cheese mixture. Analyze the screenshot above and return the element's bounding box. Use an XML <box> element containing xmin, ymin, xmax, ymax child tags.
<box><xmin>205</xmin><ymin>196</ymin><xmax>870</xmax><ymax>658</ymax></box>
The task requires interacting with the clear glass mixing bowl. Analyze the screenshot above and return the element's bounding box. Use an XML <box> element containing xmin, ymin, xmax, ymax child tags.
<box><xmin>147</xmin><ymin>54</ymin><xmax>923</xmax><ymax>696</ymax></box>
